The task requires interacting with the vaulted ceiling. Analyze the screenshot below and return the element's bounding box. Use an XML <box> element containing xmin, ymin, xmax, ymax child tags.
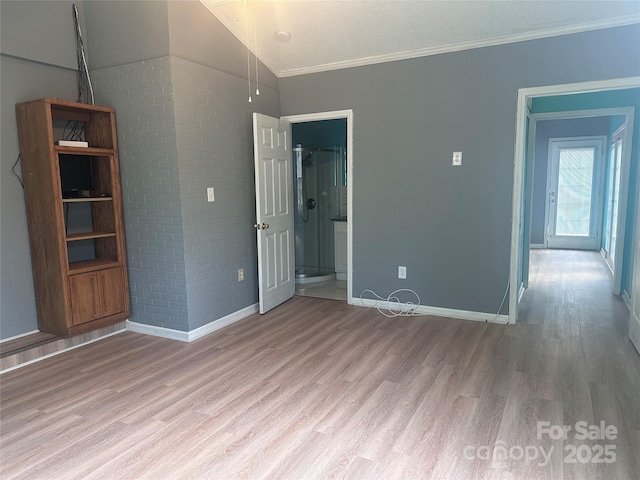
<box><xmin>201</xmin><ymin>0</ymin><xmax>640</xmax><ymax>78</ymax></box>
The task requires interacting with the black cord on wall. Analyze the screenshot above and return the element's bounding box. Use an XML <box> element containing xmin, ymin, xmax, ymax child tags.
<box><xmin>73</xmin><ymin>2</ymin><xmax>93</xmax><ymax>105</ymax></box>
<box><xmin>11</xmin><ymin>154</ymin><xmax>24</xmax><ymax>189</ymax></box>
<box><xmin>62</xmin><ymin>3</ymin><xmax>95</xmax><ymax>142</ymax></box>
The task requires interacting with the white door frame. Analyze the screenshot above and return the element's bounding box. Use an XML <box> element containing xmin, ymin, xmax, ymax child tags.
<box><xmin>603</xmin><ymin>124</ymin><xmax>627</xmax><ymax>271</ymax></box>
<box><xmin>544</xmin><ymin>135</ymin><xmax>607</xmax><ymax>250</ymax></box>
<box><xmin>281</xmin><ymin>109</ymin><xmax>354</xmax><ymax>304</ymax></box>
<box><xmin>510</xmin><ymin>76</ymin><xmax>640</xmax><ymax>323</ymax></box>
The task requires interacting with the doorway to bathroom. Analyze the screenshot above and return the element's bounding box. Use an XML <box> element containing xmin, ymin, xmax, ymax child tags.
<box><xmin>288</xmin><ymin>115</ymin><xmax>349</xmax><ymax>302</ymax></box>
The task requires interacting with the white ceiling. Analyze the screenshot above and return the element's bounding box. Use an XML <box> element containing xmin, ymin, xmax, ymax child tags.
<box><xmin>201</xmin><ymin>1</ymin><xmax>640</xmax><ymax>78</ymax></box>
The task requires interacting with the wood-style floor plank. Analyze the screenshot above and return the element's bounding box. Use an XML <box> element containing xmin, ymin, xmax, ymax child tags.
<box><xmin>1</xmin><ymin>249</ymin><xmax>638</xmax><ymax>479</ymax></box>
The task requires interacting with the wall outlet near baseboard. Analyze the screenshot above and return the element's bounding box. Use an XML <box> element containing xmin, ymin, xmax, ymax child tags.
<box><xmin>398</xmin><ymin>266</ymin><xmax>407</xmax><ymax>279</ymax></box>
<box><xmin>238</xmin><ymin>268</ymin><xmax>244</xmax><ymax>282</ymax></box>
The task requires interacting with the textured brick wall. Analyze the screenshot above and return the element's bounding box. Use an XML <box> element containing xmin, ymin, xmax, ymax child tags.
<box><xmin>92</xmin><ymin>55</ymin><xmax>280</xmax><ymax>332</ymax></box>
<box><xmin>171</xmin><ymin>56</ymin><xmax>280</xmax><ymax>330</ymax></box>
<box><xmin>92</xmin><ymin>57</ymin><xmax>189</xmax><ymax>331</ymax></box>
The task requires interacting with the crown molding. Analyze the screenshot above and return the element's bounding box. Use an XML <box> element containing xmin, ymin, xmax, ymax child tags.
<box><xmin>276</xmin><ymin>16</ymin><xmax>640</xmax><ymax>78</ymax></box>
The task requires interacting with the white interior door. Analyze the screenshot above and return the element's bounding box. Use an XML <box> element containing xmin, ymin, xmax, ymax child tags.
<box><xmin>253</xmin><ymin>113</ymin><xmax>294</xmax><ymax>314</ymax></box>
<box><xmin>546</xmin><ymin>138</ymin><xmax>604</xmax><ymax>250</ymax></box>
<box><xmin>629</xmin><ymin>199</ymin><xmax>640</xmax><ymax>354</ymax></box>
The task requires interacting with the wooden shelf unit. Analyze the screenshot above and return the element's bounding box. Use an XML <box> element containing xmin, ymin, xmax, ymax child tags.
<box><xmin>15</xmin><ymin>98</ymin><xmax>130</xmax><ymax>337</ymax></box>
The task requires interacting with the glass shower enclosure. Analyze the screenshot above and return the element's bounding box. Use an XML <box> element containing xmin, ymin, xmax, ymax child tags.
<box><xmin>293</xmin><ymin>145</ymin><xmax>346</xmax><ymax>282</ymax></box>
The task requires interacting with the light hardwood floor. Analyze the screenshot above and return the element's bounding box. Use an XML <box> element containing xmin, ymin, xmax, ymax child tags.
<box><xmin>1</xmin><ymin>250</ymin><xmax>638</xmax><ymax>479</ymax></box>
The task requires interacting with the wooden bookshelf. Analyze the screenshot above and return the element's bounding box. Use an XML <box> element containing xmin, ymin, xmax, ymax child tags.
<box><xmin>15</xmin><ymin>98</ymin><xmax>130</xmax><ymax>337</ymax></box>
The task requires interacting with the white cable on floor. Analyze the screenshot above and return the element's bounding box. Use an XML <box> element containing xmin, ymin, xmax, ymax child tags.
<box><xmin>361</xmin><ymin>278</ymin><xmax>511</xmax><ymax>322</ymax></box>
<box><xmin>359</xmin><ymin>289</ymin><xmax>422</xmax><ymax>317</ymax></box>
<box><xmin>492</xmin><ymin>278</ymin><xmax>510</xmax><ymax>323</ymax></box>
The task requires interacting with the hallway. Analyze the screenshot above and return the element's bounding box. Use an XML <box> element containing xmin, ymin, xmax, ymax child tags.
<box><xmin>515</xmin><ymin>249</ymin><xmax>640</xmax><ymax>478</ymax></box>
<box><xmin>520</xmin><ymin>249</ymin><xmax>630</xmax><ymax>333</ymax></box>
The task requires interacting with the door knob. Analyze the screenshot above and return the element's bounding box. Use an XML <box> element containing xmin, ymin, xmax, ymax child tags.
<box><xmin>253</xmin><ymin>223</ymin><xmax>270</xmax><ymax>230</ymax></box>
<box><xmin>262</xmin><ymin>222</ymin><xmax>269</xmax><ymax>229</ymax></box>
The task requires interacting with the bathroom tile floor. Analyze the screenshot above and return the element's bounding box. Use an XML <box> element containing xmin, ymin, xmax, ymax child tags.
<box><xmin>295</xmin><ymin>278</ymin><xmax>347</xmax><ymax>301</ymax></box>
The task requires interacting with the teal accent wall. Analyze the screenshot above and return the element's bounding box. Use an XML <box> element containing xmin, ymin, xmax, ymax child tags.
<box><xmin>292</xmin><ymin>119</ymin><xmax>347</xmax><ymax>149</ymax></box>
<box><xmin>532</xmin><ymin>89</ymin><xmax>640</xmax><ymax>296</ymax></box>
<box><xmin>611</xmin><ymin>114</ymin><xmax>626</xmax><ymax>133</ymax></box>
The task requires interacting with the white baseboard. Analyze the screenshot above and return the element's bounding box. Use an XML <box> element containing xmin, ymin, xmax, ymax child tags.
<box><xmin>351</xmin><ymin>298</ymin><xmax>509</xmax><ymax>324</ymax></box>
<box><xmin>629</xmin><ymin>310</ymin><xmax>640</xmax><ymax>355</ymax></box>
<box><xmin>126</xmin><ymin>303</ymin><xmax>259</xmax><ymax>342</ymax></box>
<box><xmin>530</xmin><ymin>244</ymin><xmax>545</xmax><ymax>249</ymax></box>
<box><xmin>187</xmin><ymin>303</ymin><xmax>259</xmax><ymax>341</ymax></box>
<box><xmin>336</xmin><ymin>272</ymin><xmax>347</xmax><ymax>281</ymax></box>
<box><xmin>0</xmin><ymin>329</ymin><xmax>39</xmax><ymax>343</ymax></box>
<box><xmin>622</xmin><ymin>291</ymin><xmax>632</xmax><ymax>310</ymax></box>
<box><xmin>125</xmin><ymin>321</ymin><xmax>190</xmax><ymax>341</ymax></box>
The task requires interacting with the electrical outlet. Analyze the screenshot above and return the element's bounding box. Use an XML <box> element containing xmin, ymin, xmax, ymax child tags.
<box><xmin>452</xmin><ymin>151</ymin><xmax>462</xmax><ymax>166</ymax></box>
<box><xmin>238</xmin><ymin>268</ymin><xmax>244</xmax><ymax>282</ymax></box>
<box><xmin>207</xmin><ymin>187</ymin><xmax>215</xmax><ymax>202</ymax></box>
<box><xmin>398</xmin><ymin>266</ymin><xmax>407</xmax><ymax>279</ymax></box>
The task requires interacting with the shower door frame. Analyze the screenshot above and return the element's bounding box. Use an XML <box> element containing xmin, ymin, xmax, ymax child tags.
<box><xmin>294</xmin><ymin>146</ymin><xmax>343</xmax><ymax>280</ymax></box>
<box><xmin>282</xmin><ymin>110</ymin><xmax>354</xmax><ymax>304</ymax></box>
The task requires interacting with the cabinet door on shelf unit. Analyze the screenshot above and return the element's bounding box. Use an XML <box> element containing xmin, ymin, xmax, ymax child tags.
<box><xmin>69</xmin><ymin>272</ymin><xmax>102</xmax><ymax>325</ymax></box>
<box><xmin>98</xmin><ymin>267</ymin><xmax>126</xmax><ymax>318</ymax></box>
<box><xmin>68</xmin><ymin>267</ymin><xmax>126</xmax><ymax>325</ymax></box>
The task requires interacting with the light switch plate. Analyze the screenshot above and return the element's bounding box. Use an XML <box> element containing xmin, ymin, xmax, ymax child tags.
<box><xmin>207</xmin><ymin>187</ymin><xmax>215</xmax><ymax>202</ymax></box>
<box><xmin>452</xmin><ymin>152</ymin><xmax>462</xmax><ymax>166</ymax></box>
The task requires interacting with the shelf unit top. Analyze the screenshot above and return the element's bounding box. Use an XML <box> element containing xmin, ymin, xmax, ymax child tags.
<box><xmin>19</xmin><ymin>98</ymin><xmax>115</xmax><ymax>114</ymax></box>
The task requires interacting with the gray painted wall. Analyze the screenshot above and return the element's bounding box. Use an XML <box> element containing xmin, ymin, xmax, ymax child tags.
<box><xmin>0</xmin><ymin>1</ymin><xmax>83</xmax><ymax>339</ymax></box>
<box><xmin>84</xmin><ymin>0</ymin><xmax>278</xmax><ymax>89</ymax></box>
<box><xmin>530</xmin><ymin>117</ymin><xmax>612</xmax><ymax>245</ymax></box>
<box><xmin>279</xmin><ymin>24</ymin><xmax>640</xmax><ymax>314</ymax></box>
<box><xmin>0</xmin><ymin>0</ymin><xmax>84</xmax><ymax>70</ymax></box>
<box><xmin>87</xmin><ymin>1</ymin><xmax>280</xmax><ymax>331</ymax></box>
<box><xmin>171</xmin><ymin>56</ymin><xmax>279</xmax><ymax>330</ymax></box>
<box><xmin>83</xmin><ymin>0</ymin><xmax>170</xmax><ymax>70</ymax></box>
<box><xmin>167</xmin><ymin>0</ymin><xmax>278</xmax><ymax>90</ymax></box>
